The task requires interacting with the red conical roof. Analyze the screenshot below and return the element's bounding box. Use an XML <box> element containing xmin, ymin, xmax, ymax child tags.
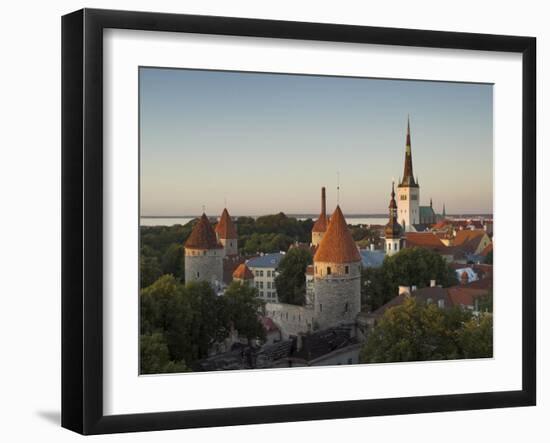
<box><xmin>215</xmin><ymin>208</ymin><xmax>237</xmax><ymax>239</ymax></box>
<box><xmin>314</xmin><ymin>206</ymin><xmax>361</xmax><ymax>263</ymax></box>
<box><xmin>233</xmin><ymin>263</ymin><xmax>254</xmax><ymax>280</ymax></box>
<box><xmin>184</xmin><ymin>213</ymin><xmax>223</xmax><ymax>250</ymax></box>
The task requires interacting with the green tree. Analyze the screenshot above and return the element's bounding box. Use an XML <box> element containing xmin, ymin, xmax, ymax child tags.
<box><xmin>222</xmin><ymin>281</ymin><xmax>266</xmax><ymax>343</ymax></box>
<box><xmin>140</xmin><ymin>254</ymin><xmax>162</xmax><ymax>289</ymax></box>
<box><xmin>360</xmin><ymin>298</ymin><xmax>492</xmax><ymax>363</ymax></box>
<box><xmin>476</xmin><ymin>290</ymin><xmax>493</xmax><ymax>313</ymax></box>
<box><xmin>161</xmin><ymin>243</ymin><xmax>185</xmax><ymax>281</ymax></box>
<box><xmin>274</xmin><ymin>248</ymin><xmax>313</xmax><ymax>306</ymax></box>
<box><xmin>363</xmin><ymin>247</ymin><xmax>458</xmax><ymax>311</ymax></box>
<box><xmin>140</xmin><ymin>333</ymin><xmax>188</xmax><ymax>374</ymax></box>
<box><xmin>458</xmin><ymin>313</ymin><xmax>493</xmax><ymax>358</ymax></box>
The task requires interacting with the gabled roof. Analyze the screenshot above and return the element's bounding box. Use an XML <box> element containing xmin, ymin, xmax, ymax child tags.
<box><xmin>215</xmin><ymin>208</ymin><xmax>237</xmax><ymax>239</ymax></box>
<box><xmin>314</xmin><ymin>206</ymin><xmax>361</xmax><ymax>263</ymax></box>
<box><xmin>405</xmin><ymin>232</ymin><xmax>446</xmax><ymax>251</ymax></box>
<box><xmin>447</xmin><ymin>287</ymin><xmax>488</xmax><ymax>307</ymax></box>
<box><xmin>184</xmin><ymin>213</ymin><xmax>223</xmax><ymax>250</ymax></box>
<box><xmin>453</xmin><ymin>229</ymin><xmax>489</xmax><ymax>254</ymax></box>
<box><xmin>233</xmin><ymin>263</ymin><xmax>254</xmax><ymax>280</ymax></box>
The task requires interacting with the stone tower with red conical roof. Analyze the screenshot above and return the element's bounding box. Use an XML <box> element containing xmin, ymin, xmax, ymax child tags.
<box><xmin>184</xmin><ymin>213</ymin><xmax>224</xmax><ymax>287</ymax></box>
<box><xmin>397</xmin><ymin>117</ymin><xmax>420</xmax><ymax>231</ymax></box>
<box><xmin>385</xmin><ymin>181</ymin><xmax>405</xmax><ymax>256</ymax></box>
<box><xmin>313</xmin><ymin>205</ymin><xmax>361</xmax><ymax>329</ymax></box>
<box><xmin>215</xmin><ymin>208</ymin><xmax>238</xmax><ymax>257</ymax></box>
<box><xmin>311</xmin><ymin>187</ymin><xmax>328</xmax><ymax>247</ymax></box>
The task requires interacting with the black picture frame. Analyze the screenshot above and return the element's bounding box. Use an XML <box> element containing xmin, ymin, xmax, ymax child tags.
<box><xmin>62</xmin><ymin>8</ymin><xmax>536</xmax><ymax>435</ymax></box>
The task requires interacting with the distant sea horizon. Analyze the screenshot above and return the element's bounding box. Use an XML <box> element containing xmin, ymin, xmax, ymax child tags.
<box><xmin>140</xmin><ymin>213</ymin><xmax>493</xmax><ymax>227</ymax></box>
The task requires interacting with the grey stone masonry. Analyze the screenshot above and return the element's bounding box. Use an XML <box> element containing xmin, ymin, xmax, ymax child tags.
<box><xmin>220</xmin><ymin>237</ymin><xmax>238</xmax><ymax>257</ymax></box>
<box><xmin>313</xmin><ymin>261</ymin><xmax>361</xmax><ymax>330</ymax></box>
<box><xmin>184</xmin><ymin>248</ymin><xmax>223</xmax><ymax>287</ymax></box>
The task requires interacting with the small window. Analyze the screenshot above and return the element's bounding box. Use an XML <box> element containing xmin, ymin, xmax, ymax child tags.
<box><xmin>319</xmin><ymin>304</ymin><xmax>323</xmax><ymax>312</ymax></box>
<box><xmin>327</xmin><ymin>266</ymin><xmax>331</xmax><ymax>275</ymax></box>
<box><xmin>345</xmin><ymin>302</ymin><xmax>349</xmax><ymax>312</ymax></box>
<box><xmin>260</xmin><ymin>270</ymin><xmax>264</xmax><ymax>277</ymax></box>
<box><xmin>267</xmin><ymin>282</ymin><xmax>271</xmax><ymax>289</ymax></box>
<box><xmin>347</xmin><ymin>358</ymin><xmax>353</xmax><ymax>365</ymax></box>
<box><xmin>345</xmin><ymin>265</ymin><xmax>349</xmax><ymax>274</ymax></box>
<box><xmin>196</xmin><ymin>272</ymin><xmax>200</xmax><ymax>278</ymax></box>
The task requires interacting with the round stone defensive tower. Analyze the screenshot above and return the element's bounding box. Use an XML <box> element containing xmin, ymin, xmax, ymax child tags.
<box><xmin>313</xmin><ymin>205</ymin><xmax>361</xmax><ymax>330</ymax></box>
<box><xmin>215</xmin><ymin>208</ymin><xmax>238</xmax><ymax>257</ymax></box>
<box><xmin>184</xmin><ymin>213</ymin><xmax>224</xmax><ymax>288</ymax></box>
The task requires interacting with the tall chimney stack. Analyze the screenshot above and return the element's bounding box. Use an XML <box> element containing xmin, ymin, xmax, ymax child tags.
<box><xmin>321</xmin><ymin>187</ymin><xmax>326</xmax><ymax>216</ymax></box>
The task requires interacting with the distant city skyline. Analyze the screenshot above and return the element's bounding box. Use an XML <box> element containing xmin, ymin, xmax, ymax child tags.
<box><xmin>140</xmin><ymin>67</ymin><xmax>493</xmax><ymax>216</ymax></box>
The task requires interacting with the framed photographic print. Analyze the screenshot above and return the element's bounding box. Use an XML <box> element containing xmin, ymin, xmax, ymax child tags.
<box><xmin>61</xmin><ymin>8</ymin><xmax>536</xmax><ymax>435</ymax></box>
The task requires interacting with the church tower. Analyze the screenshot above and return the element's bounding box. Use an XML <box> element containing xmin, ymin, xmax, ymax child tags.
<box><xmin>384</xmin><ymin>181</ymin><xmax>404</xmax><ymax>256</ymax></box>
<box><xmin>311</xmin><ymin>187</ymin><xmax>329</xmax><ymax>247</ymax></box>
<box><xmin>397</xmin><ymin>117</ymin><xmax>420</xmax><ymax>231</ymax></box>
<box><xmin>313</xmin><ymin>206</ymin><xmax>361</xmax><ymax>330</ymax></box>
<box><xmin>184</xmin><ymin>213</ymin><xmax>224</xmax><ymax>288</ymax></box>
<box><xmin>215</xmin><ymin>208</ymin><xmax>238</xmax><ymax>257</ymax></box>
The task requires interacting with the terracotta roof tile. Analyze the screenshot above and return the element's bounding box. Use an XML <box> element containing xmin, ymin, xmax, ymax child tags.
<box><xmin>215</xmin><ymin>208</ymin><xmax>237</xmax><ymax>239</ymax></box>
<box><xmin>233</xmin><ymin>263</ymin><xmax>254</xmax><ymax>280</ymax></box>
<box><xmin>447</xmin><ymin>287</ymin><xmax>488</xmax><ymax>307</ymax></box>
<box><xmin>184</xmin><ymin>213</ymin><xmax>223</xmax><ymax>250</ymax></box>
<box><xmin>405</xmin><ymin>232</ymin><xmax>446</xmax><ymax>250</ymax></box>
<box><xmin>314</xmin><ymin>206</ymin><xmax>361</xmax><ymax>263</ymax></box>
<box><xmin>312</xmin><ymin>213</ymin><xmax>329</xmax><ymax>233</ymax></box>
<box><xmin>453</xmin><ymin>230</ymin><xmax>488</xmax><ymax>254</ymax></box>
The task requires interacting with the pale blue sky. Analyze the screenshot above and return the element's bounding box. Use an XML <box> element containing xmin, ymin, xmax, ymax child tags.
<box><xmin>140</xmin><ymin>67</ymin><xmax>493</xmax><ymax>216</ymax></box>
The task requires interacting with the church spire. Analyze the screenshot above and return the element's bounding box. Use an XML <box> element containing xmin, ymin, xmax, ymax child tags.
<box><xmin>442</xmin><ymin>203</ymin><xmax>446</xmax><ymax>217</ymax></box>
<box><xmin>400</xmin><ymin>116</ymin><xmax>417</xmax><ymax>188</ymax></box>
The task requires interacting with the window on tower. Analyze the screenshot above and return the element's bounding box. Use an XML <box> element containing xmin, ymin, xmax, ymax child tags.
<box><xmin>327</xmin><ymin>266</ymin><xmax>331</xmax><ymax>275</ymax></box>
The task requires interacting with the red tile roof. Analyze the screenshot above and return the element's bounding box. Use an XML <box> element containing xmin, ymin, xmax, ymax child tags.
<box><xmin>405</xmin><ymin>232</ymin><xmax>447</xmax><ymax>250</ymax></box>
<box><xmin>432</xmin><ymin>219</ymin><xmax>449</xmax><ymax>230</ymax></box>
<box><xmin>453</xmin><ymin>229</ymin><xmax>488</xmax><ymax>254</ymax></box>
<box><xmin>314</xmin><ymin>206</ymin><xmax>361</xmax><ymax>263</ymax></box>
<box><xmin>312</xmin><ymin>213</ymin><xmax>329</xmax><ymax>233</ymax></box>
<box><xmin>184</xmin><ymin>213</ymin><xmax>223</xmax><ymax>250</ymax></box>
<box><xmin>215</xmin><ymin>208</ymin><xmax>237</xmax><ymax>239</ymax></box>
<box><xmin>232</xmin><ymin>263</ymin><xmax>254</xmax><ymax>280</ymax></box>
<box><xmin>447</xmin><ymin>287</ymin><xmax>489</xmax><ymax>307</ymax></box>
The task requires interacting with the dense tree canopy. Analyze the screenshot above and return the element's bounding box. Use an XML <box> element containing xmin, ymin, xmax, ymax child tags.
<box><xmin>274</xmin><ymin>248</ymin><xmax>313</xmax><ymax>306</ymax></box>
<box><xmin>140</xmin><ymin>332</ymin><xmax>188</xmax><ymax>374</ymax></box>
<box><xmin>140</xmin><ymin>275</ymin><xmax>265</xmax><ymax>373</ymax></box>
<box><xmin>362</xmin><ymin>247</ymin><xmax>458</xmax><ymax>311</ymax></box>
<box><xmin>360</xmin><ymin>297</ymin><xmax>493</xmax><ymax>363</ymax></box>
